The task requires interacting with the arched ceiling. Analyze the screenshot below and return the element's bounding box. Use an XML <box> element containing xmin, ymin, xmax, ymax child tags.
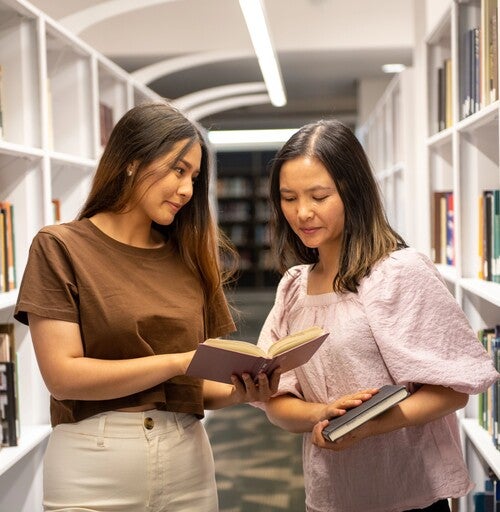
<box><xmin>29</xmin><ymin>0</ymin><xmax>414</xmax><ymax>130</ymax></box>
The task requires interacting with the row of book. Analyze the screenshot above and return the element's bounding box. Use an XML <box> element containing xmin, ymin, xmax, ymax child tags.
<box><xmin>473</xmin><ymin>474</ymin><xmax>500</xmax><ymax>512</ymax></box>
<box><xmin>217</xmin><ymin>177</ymin><xmax>252</xmax><ymax>198</ymax></box>
<box><xmin>461</xmin><ymin>0</ymin><xmax>498</xmax><ymax>121</ymax></box>
<box><xmin>0</xmin><ymin>323</ymin><xmax>19</xmax><ymax>448</ymax></box>
<box><xmin>431</xmin><ymin>191</ymin><xmax>454</xmax><ymax>266</ymax></box>
<box><xmin>478</xmin><ymin>325</ymin><xmax>500</xmax><ymax>450</ymax></box>
<box><xmin>0</xmin><ymin>198</ymin><xmax>62</xmax><ymax>295</ymax></box>
<box><xmin>435</xmin><ymin>0</ymin><xmax>498</xmax><ymax>131</ymax></box>
<box><xmin>432</xmin><ymin>189</ymin><xmax>500</xmax><ymax>283</ymax></box>
<box><xmin>437</xmin><ymin>58</ymin><xmax>453</xmax><ymax>132</ymax></box>
<box><xmin>480</xmin><ymin>189</ymin><xmax>500</xmax><ymax>282</ymax></box>
<box><xmin>0</xmin><ymin>202</ymin><xmax>16</xmax><ymax>293</ymax></box>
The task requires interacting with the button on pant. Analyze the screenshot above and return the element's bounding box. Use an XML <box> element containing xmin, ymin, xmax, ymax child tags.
<box><xmin>42</xmin><ymin>410</ymin><xmax>218</xmax><ymax>512</ymax></box>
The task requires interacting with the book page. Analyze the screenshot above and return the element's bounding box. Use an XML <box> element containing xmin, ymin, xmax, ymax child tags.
<box><xmin>268</xmin><ymin>326</ymin><xmax>325</xmax><ymax>357</ymax></box>
<box><xmin>203</xmin><ymin>338</ymin><xmax>267</xmax><ymax>357</ymax></box>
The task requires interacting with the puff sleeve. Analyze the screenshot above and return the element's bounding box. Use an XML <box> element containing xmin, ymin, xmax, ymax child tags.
<box><xmin>360</xmin><ymin>249</ymin><xmax>499</xmax><ymax>394</ymax></box>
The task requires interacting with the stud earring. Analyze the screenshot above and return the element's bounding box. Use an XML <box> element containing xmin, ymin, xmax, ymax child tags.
<box><xmin>127</xmin><ymin>168</ymin><xmax>133</xmax><ymax>177</ymax></box>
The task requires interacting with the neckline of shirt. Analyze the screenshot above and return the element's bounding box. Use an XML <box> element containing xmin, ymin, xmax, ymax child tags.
<box><xmin>81</xmin><ymin>217</ymin><xmax>173</xmax><ymax>259</ymax></box>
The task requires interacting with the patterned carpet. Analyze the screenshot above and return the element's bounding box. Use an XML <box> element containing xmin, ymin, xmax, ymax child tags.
<box><xmin>205</xmin><ymin>403</ymin><xmax>306</xmax><ymax>512</ymax></box>
<box><xmin>204</xmin><ymin>289</ymin><xmax>306</xmax><ymax>511</ymax></box>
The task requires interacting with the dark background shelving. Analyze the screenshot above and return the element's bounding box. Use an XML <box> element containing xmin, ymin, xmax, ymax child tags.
<box><xmin>215</xmin><ymin>150</ymin><xmax>281</xmax><ymax>289</ymax></box>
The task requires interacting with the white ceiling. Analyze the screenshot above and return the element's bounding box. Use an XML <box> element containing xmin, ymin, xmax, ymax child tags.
<box><xmin>29</xmin><ymin>0</ymin><xmax>415</xmax><ymax>130</ymax></box>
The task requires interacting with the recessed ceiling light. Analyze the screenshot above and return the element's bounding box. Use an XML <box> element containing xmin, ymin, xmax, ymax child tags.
<box><xmin>382</xmin><ymin>63</ymin><xmax>406</xmax><ymax>74</ymax></box>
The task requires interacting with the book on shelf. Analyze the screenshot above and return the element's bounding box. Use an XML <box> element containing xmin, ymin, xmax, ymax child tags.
<box><xmin>481</xmin><ymin>0</ymin><xmax>499</xmax><ymax>106</ymax></box>
<box><xmin>431</xmin><ymin>191</ymin><xmax>452</xmax><ymax>264</ymax></box>
<box><xmin>0</xmin><ymin>201</ymin><xmax>16</xmax><ymax>291</ymax></box>
<box><xmin>0</xmin><ymin>64</ymin><xmax>3</xmax><ymax>139</ymax></box>
<box><xmin>0</xmin><ymin>323</ymin><xmax>18</xmax><ymax>447</ymax></box>
<box><xmin>479</xmin><ymin>189</ymin><xmax>500</xmax><ymax>282</ymax></box>
<box><xmin>0</xmin><ymin>362</ymin><xmax>17</xmax><ymax>446</ymax></box>
<box><xmin>477</xmin><ymin>325</ymin><xmax>500</xmax><ymax>448</ymax></box>
<box><xmin>186</xmin><ymin>326</ymin><xmax>328</xmax><ymax>384</ymax></box>
<box><xmin>322</xmin><ymin>384</ymin><xmax>409</xmax><ymax>442</ymax></box>
<box><xmin>52</xmin><ymin>198</ymin><xmax>61</xmax><ymax>224</ymax></box>
<box><xmin>493</xmin><ymin>189</ymin><xmax>500</xmax><ymax>283</ymax></box>
<box><xmin>99</xmin><ymin>102</ymin><xmax>114</xmax><ymax>147</ymax></box>
<box><xmin>446</xmin><ymin>192</ymin><xmax>454</xmax><ymax>265</ymax></box>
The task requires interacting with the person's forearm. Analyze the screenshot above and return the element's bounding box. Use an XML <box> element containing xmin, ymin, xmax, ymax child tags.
<box><xmin>265</xmin><ymin>394</ymin><xmax>327</xmax><ymax>433</ymax></box>
<box><xmin>47</xmin><ymin>353</ymin><xmax>191</xmax><ymax>401</ymax></box>
<box><xmin>372</xmin><ymin>384</ymin><xmax>469</xmax><ymax>435</ymax></box>
<box><xmin>203</xmin><ymin>380</ymin><xmax>240</xmax><ymax>409</ymax></box>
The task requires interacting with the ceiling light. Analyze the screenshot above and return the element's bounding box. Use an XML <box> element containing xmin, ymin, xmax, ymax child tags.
<box><xmin>208</xmin><ymin>128</ymin><xmax>298</xmax><ymax>149</ymax></box>
<box><xmin>382</xmin><ymin>63</ymin><xmax>406</xmax><ymax>74</ymax></box>
<box><xmin>239</xmin><ymin>0</ymin><xmax>287</xmax><ymax>107</ymax></box>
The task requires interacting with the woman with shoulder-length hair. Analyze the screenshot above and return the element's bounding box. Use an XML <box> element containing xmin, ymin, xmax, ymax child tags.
<box><xmin>14</xmin><ymin>102</ymin><xmax>281</xmax><ymax>512</ymax></box>
<box><xmin>256</xmin><ymin>119</ymin><xmax>499</xmax><ymax>512</ymax></box>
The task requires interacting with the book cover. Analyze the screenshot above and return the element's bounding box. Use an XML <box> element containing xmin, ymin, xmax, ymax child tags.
<box><xmin>322</xmin><ymin>384</ymin><xmax>409</xmax><ymax>442</ymax></box>
<box><xmin>0</xmin><ymin>361</ymin><xmax>17</xmax><ymax>446</ymax></box>
<box><xmin>186</xmin><ymin>326</ymin><xmax>328</xmax><ymax>384</ymax></box>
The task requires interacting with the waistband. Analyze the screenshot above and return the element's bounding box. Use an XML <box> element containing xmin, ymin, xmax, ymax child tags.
<box><xmin>54</xmin><ymin>410</ymin><xmax>198</xmax><ymax>440</ymax></box>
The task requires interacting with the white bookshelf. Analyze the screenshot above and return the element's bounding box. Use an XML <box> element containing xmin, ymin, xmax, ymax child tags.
<box><xmin>424</xmin><ymin>1</ymin><xmax>500</xmax><ymax>510</ymax></box>
<box><xmin>0</xmin><ymin>0</ymin><xmax>161</xmax><ymax>509</ymax></box>
<box><xmin>357</xmin><ymin>67</ymin><xmax>416</xmax><ymax>247</ymax></box>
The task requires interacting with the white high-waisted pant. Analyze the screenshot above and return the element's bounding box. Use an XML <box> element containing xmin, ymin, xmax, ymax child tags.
<box><xmin>43</xmin><ymin>410</ymin><xmax>218</xmax><ymax>512</ymax></box>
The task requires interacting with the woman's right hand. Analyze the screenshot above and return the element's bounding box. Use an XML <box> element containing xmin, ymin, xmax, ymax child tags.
<box><xmin>321</xmin><ymin>388</ymin><xmax>379</xmax><ymax>421</ymax></box>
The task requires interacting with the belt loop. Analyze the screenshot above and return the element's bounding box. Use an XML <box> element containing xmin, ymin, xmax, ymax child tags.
<box><xmin>174</xmin><ymin>413</ymin><xmax>185</xmax><ymax>438</ymax></box>
<box><xmin>97</xmin><ymin>414</ymin><xmax>106</xmax><ymax>447</ymax></box>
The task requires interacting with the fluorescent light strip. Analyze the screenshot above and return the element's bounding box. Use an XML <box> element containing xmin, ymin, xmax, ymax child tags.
<box><xmin>239</xmin><ymin>0</ymin><xmax>287</xmax><ymax>107</ymax></box>
<box><xmin>208</xmin><ymin>128</ymin><xmax>298</xmax><ymax>146</ymax></box>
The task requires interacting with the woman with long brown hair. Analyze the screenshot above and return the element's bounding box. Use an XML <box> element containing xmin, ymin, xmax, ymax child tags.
<box><xmin>256</xmin><ymin>119</ymin><xmax>499</xmax><ymax>512</ymax></box>
<box><xmin>14</xmin><ymin>102</ymin><xmax>280</xmax><ymax>512</ymax></box>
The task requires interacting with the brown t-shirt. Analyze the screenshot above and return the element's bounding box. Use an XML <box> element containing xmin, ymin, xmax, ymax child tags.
<box><xmin>14</xmin><ymin>218</ymin><xmax>236</xmax><ymax>426</ymax></box>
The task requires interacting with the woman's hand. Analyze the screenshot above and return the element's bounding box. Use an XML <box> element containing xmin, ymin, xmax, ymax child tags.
<box><xmin>230</xmin><ymin>368</ymin><xmax>282</xmax><ymax>403</ymax></box>
<box><xmin>310</xmin><ymin>388</ymin><xmax>379</xmax><ymax>451</ymax></box>
<box><xmin>320</xmin><ymin>388</ymin><xmax>378</xmax><ymax>421</ymax></box>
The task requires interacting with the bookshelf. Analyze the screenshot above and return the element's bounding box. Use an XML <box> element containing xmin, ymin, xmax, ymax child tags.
<box><xmin>424</xmin><ymin>1</ymin><xmax>500</xmax><ymax>510</ymax></box>
<box><xmin>0</xmin><ymin>0</ymin><xmax>161</xmax><ymax>509</ymax></box>
<box><xmin>357</xmin><ymin>67</ymin><xmax>416</xmax><ymax>247</ymax></box>
<box><xmin>215</xmin><ymin>150</ymin><xmax>280</xmax><ymax>289</ymax></box>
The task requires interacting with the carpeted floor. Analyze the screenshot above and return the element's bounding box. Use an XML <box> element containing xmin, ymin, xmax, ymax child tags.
<box><xmin>205</xmin><ymin>289</ymin><xmax>307</xmax><ymax>512</ymax></box>
<box><xmin>205</xmin><ymin>403</ymin><xmax>305</xmax><ymax>512</ymax></box>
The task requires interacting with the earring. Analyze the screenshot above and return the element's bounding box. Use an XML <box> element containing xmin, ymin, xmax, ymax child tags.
<box><xmin>127</xmin><ymin>168</ymin><xmax>133</xmax><ymax>176</ymax></box>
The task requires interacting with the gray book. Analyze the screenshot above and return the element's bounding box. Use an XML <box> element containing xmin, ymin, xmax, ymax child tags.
<box><xmin>322</xmin><ymin>384</ymin><xmax>409</xmax><ymax>442</ymax></box>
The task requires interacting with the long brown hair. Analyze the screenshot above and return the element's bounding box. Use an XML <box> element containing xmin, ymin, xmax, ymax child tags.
<box><xmin>269</xmin><ymin>119</ymin><xmax>407</xmax><ymax>293</ymax></box>
<box><xmin>78</xmin><ymin>102</ymin><xmax>238</xmax><ymax>300</ymax></box>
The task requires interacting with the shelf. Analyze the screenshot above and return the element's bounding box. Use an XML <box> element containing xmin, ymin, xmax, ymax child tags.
<box><xmin>0</xmin><ymin>424</ymin><xmax>51</xmax><ymax>477</ymax></box>
<box><xmin>0</xmin><ymin>290</ymin><xmax>18</xmax><ymax>311</ymax></box>
<box><xmin>0</xmin><ymin>140</ymin><xmax>43</xmax><ymax>160</ymax></box>
<box><xmin>435</xmin><ymin>263</ymin><xmax>458</xmax><ymax>283</ymax></box>
<box><xmin>461</xmin><ymin>418</ymin><xmax>500</xmax><ymax>477</ymax></box>
<box><xmin>460</xmin><ymin>278</ymin><xmax>500</xmax><ymax>307</ymax></box>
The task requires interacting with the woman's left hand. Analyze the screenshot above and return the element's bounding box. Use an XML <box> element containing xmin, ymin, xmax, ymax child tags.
<box><xmin>311</xmin><ymin>418</ymin><xmax>372</xmax><ymax>451</ymax></box>
<box><xmin>230</xmin><ymin>367</ymin><xmax>282</xmax><ymax>403</ymax></box>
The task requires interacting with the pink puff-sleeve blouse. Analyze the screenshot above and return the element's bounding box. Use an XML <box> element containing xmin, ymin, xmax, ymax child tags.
<box><xmin>257</xmin><ymin>248</ymin><xmax>499</xmax><ymax>512</ymax></box>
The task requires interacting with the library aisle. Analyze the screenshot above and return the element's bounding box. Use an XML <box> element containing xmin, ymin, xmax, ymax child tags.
<box><xmin>205</xmin><ymin>289</ymin><xmax>306</xmax><ymax>512</ymax></box>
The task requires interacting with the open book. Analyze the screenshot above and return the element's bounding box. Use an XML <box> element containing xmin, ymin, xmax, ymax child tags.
<box><xmin>322</xmin><ymin>384</ymin><xmax>409</xmax><ymax>442</ymax></box>
<box><xmin>186</xmin><ymin>326</ymin><xmax>328</xmax><ymax>384</ymax></box>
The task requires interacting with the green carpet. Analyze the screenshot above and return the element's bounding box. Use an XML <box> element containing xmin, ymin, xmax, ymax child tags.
<box><xmin>205</xmin><ymin>403</ymin><xmax>306</xmax><ymax>512</ymax></box>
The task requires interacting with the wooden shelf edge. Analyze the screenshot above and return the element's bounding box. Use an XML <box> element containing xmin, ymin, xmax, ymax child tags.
<box><xmin>461</xmin><ymin>418</ymin><xmax>500</xmax><ymax>477</ymax></box>
<box><xmin>0</xmin><ymin>424</ymin><xmax>51</xmax><ymax>477</ymax></box>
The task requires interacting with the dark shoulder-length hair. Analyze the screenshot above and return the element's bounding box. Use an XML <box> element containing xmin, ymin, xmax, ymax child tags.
<box><xmin>78</xmin><ymin>101</ymin><xmax>237</xmax><ymax>300</ymax></box>
<box><xmin>269</xmin><ymin>119</ymin><xmax>407</xmax><ymax>293</ymax></box>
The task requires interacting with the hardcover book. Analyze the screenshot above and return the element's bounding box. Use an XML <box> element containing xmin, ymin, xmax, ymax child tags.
<box><xmin>322</xmin><ymin>384</ymin><xmax>409</xmax><ymax>442</ymax></box>
<box><xmin>186</xmin><ymin>326</ymin><xmax>328</xmax><ymax>384</ymax></box>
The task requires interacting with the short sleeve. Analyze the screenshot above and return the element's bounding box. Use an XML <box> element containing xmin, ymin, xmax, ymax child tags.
<box><xmin>14</xmin><ymin>230</ymin><xmax>80</xmax><ymax>325</ymax></box>
<box><xmin>360</xmin><ymin>250</ymin><xmax>499</xmax><ymax>394</ymax></box>
<box><xmin>256</xmin><ymin>267</ymin><xmax>305</xmax><ymax>400</ymax></box>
